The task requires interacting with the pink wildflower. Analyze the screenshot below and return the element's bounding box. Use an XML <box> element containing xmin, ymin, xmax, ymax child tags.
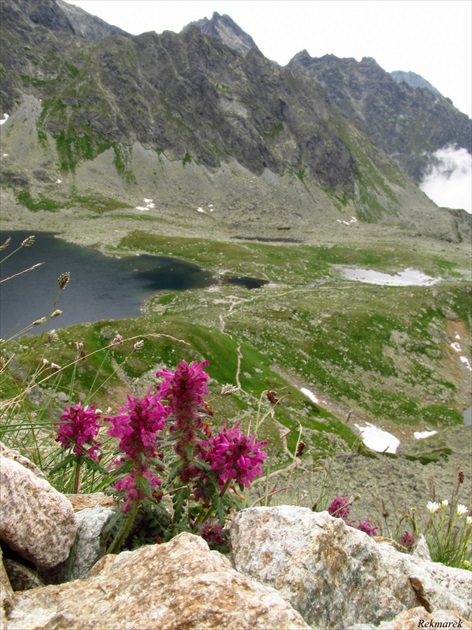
<box><xmin>106</xmin><ymin>390</ymin><xmax>168</xmax><ymax>512</ymax></box>
<box><xmin>327</xmin><ymin>494</ymin><xmax>352</xmax><ymax>520</ymax></box>
<box><xmin>55</xmin><ymin>403</ymin><xmax>101</xmax><ymax>461</ymax></box>
<box><xmin>199</xmin><ymin>519</ymin><xmax>226</xmax><ymax>546</ymax></box>
<box><xmin>156</xmin><ymin>359</ymin><xmax>210</xmax><ymax>422</ymax></box>
<box><xmin>357</xmin><ymin>519</ymin><xmax>378</xmax><ymax>537</ymax></box>
<box><xmin>199</xmin><ymin>422</ymin><xmax>267</xmax><ymax>489</ymax></box>
<box><xmin>156</xmin><ymin>360</ymin><xmax>210</xmax><ymax>480</ymax></box>
<box><xmin>114</xmin><ymin>469</ymin><xmax>161</xmax><ymax>513</ymax></box>
<box><xmin>107</xmin><ymin>390</ymin><xmax>168</xmax><ymax>457</ymax></box>
<box><xmin>399</xmin><ymin>530</ymin><xmax>416</xmax><ymax>549</ymax></box>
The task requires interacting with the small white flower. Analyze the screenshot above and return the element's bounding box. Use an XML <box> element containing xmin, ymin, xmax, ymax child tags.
<box><xmin>439</xmin><ymin>499</ymin><xmax>449</xmax><ymax>509</ymax></box>
<box><xmin>427</xmin><ymin>501</ymin><xmax>439</xmax><ymax>514</ymax></box>
<box><xmin>466</xmin><ymin>516</ymin><xmax>472</xmax><ymax>525</ymax></box>
<box><xmin>456</xmin><ymin>504</ymin><xmax>468</xmax><ymax>517</ymax></box>
<box><xmin>133</xmin><ymin>340</ymin><xmax>144</xmax><ymax>351</ymax></box>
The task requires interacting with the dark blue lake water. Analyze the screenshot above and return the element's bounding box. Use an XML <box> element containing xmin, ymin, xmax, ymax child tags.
<box><xmin>0</xmin><ymin>231</ymin><xmax>265</xmax><ymax>337</ymax></box>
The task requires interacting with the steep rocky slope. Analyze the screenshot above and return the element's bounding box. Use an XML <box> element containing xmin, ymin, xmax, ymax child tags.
<box><xmin>0</xmin><ymin>0</ymin><xmax>470</xmax><ymax>241</ymax></box>
<box><xmin>288</xmin><ymin>52</ymin><xmax>471</xmax><ymax>182</ymax></box>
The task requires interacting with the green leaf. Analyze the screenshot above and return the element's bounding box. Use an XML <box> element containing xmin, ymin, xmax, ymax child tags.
<box><xmin>172</xmin><ymin>487</ymin><xmax>189</xmax><ymax>524</ymax></box>
<box><xmin>49</xmin><ymin>453</ymin><xmax>77</xmax><ymax>475</ymax></box>
<box><xmin>211</xmin><ymin>494</ymin><xmax>226</xmax><ymax>525</ymax></box>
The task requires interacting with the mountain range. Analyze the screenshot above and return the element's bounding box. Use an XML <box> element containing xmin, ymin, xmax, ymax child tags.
<box><xmin>0</xmin><ymin>1</ymin><xmax>471</xmax><ymax>240</ymax></box>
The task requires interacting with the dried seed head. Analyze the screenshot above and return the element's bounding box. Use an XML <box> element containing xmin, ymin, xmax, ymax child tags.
<box><xmin>33</xmin><ymin>317</ymin><xmax>47</xmax><ymax>326</ymax></box>
<box><xmin>109</xmin><ymin>333</ymin><xmax>123</xmax><ymax>347</ymax></box>
<box><xmin>51</xmin><ymin>309</ymin><xmax>62</xmax><ymax>318</ymax></box>
<box><xmin>0</xmin><ymin>237</ymin><xmax>11</xmax><ymax>251</ymax></box>
<box><xmin>296</xmin><ymin>441</ymin><xmax>306</xmax><ymax>457</ymax></box>
<box><xmin>48</xmin><ymin>330</ymin><xmax>59</xmax><ymax>342</ymax></box>
<box><xmin>50</xmin><ymin>362</ymin><xmax>61</xmax><ymax>372</ymax></box>
<box><xmin>220</xmin><ymin>384</ymin><xmax>239</xmax><ymax>396</ymax></box>
<box><xmin>21</xmin><ymin>236</ymin><xmax>35</xmax><ymax>247</ymax></box>
<box><xmin>267</xmin><ymin>390</ymin><xmax>280</xmax><ymax>405</ymax></box>
<box><xmin>458</xmin><ymin>471</ymin><xmax>465</xmax><ymax>484</ymax></box>
<box><xmin>133</xmin><ymin>340</ymin><xmax>144</xmax><ymax>351</ymax></box>
<box><xmin>58</xmin><ymin>272</ymin><xmax>70</xmax><ymax>290</ymax></box>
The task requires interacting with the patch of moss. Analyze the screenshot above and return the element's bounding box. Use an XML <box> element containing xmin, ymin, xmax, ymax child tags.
<box><xmin>15</xmin><ymin>190</ymin><xmax>63</xmax><ymax>212</ymax></box>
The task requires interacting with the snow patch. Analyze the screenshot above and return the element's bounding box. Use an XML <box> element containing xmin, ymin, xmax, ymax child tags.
<box><xmin>354</xmin><ymin>422</ymin><xmax>400</xmax><ymax>454</ymax></box>
<box><xmin>301</xmin><ymin>387</ymin><xmax>319</xmax><ymax>404</ymax></box>
<box><xmin>340</xmin><ymin>267</ymin><xmax>439</xmax><ymax>286</ymax></box>
<box><xmin>450</xmin><ymin>339</ymin><xmax>472</xmax><ymax>371</ymax></box>
<box><xmin>136</xmin><ymin>198</ymin><xmax>155</xmax><ymax>211</ymax></box>
<box><xmin>414</xmin><ymin>430</ymin><xmax>438</xmax><ymax>439</ymax></box>
<box><xmin>337</xmin><ymin>216</ymin><xmax>358</xmax><ymax>226</ymax></box>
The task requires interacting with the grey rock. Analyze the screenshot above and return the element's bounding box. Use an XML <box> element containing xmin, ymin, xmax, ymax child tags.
<box><xmin>0</xmin><ymin>441</ymin><xmax>46</xmax><ymax>480</ymax></box>
<box><xmin>70</xmin><ymin>505</ymin><xmax>115</xmax><ymax>580</ymax></box>
<box><xmin>411</xmin><ymin>534</ymin><xmax>432</xmax><ymax>563</ymax></box>
<box><xmin>1</xmin><ymin>545</ymin><xmax>13</xmax><ymax>623</ymax></box>
<box><xmin>0</xmin><ymin>456</ymin><xmax>77</xmax><ymax>569</ymax></box>
<box><xmin>230</xmin><ymin>506</ymin><xmax>471</xmax><ymax>629</ymax></box>
<box><xmin>7</xmin><ymin>533</ymin><xmax>310</xmax><ymax>629</ymax></box>
<box><xmin>3</xmin><ymin>558</ymin><xmax>44</xmax><ymax>591</ymax></box>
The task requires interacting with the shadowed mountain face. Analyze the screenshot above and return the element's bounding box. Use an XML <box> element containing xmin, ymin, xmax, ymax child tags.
<box><xmin>287</xmin><ymin>52</ymin><xmax>471</xmax><ymax>182</ymax></box>
<box><xmin>0</xmin><ymin>0</ymin><xmax>470</xmax><ymax>237</ymax></box>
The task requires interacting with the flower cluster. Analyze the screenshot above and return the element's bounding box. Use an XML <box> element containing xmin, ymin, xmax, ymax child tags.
<box><xmin>199</xmin><ymin>519</ymin><xmax>226</xmax><ymax>547</ymax></box>
<box><xmin>199</xmin><ymin>422</ymin><xmax>267</xmax><ymax>488</ymax></box>
<box><xmin>55</xmin><ymin>402</ymin><xmax>101</xmax><ymax>461</ymax></box>
<box><xmin>156</xmin><ymin>360</ymin><xmax>210</xmax><ymax>481</ymax></box>
<box><xmin>357</xmin><ymin>519</ymin><xmax>378</xmax><ymax>537</ymax></box>
<box><xmin>328</xmin><ymin>494</ymin><xmax>352</xmax><ymax>520</ymax></box>
<box><xmin>326</xmin><ymin>494</ymin><xmax>378</xmax><ymax>537</ymax></box>
<box><xmin>422</xmin><ymin>498</ymin><xmax>472</xmax><ymax>567</ymax></box>
<box><xmin>399</xmin><ymin>530</ymin><xmax>416</xmax><ymax>549</ymax></box>
<box><xmin>55</xmin><ymin>358</ymin><xmax>268</xmax><ymax>552</ymax></box>
<box><xmin>107</xmin><ymin>390</ymin><xmax>169</xmax><ymax>512</ymax></box>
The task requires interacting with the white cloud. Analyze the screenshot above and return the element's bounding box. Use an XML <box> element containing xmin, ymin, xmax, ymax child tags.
<box><xmin>420</xmin><ymin>146</ymin><xmax>472</xmax><ymax>214</ymax></box>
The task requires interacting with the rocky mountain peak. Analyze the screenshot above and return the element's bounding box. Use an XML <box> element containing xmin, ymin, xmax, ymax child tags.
<box><xmin>391</xmin><ymin>70</ymin><xmax>441</xmax><ymax>95</ymax></box>
<box><xmin>183</xmin><ymin>11</ymin><xmax>259</xmax><ymax>55</ymax></box>
<box><xmin>288</xmin><ymin>51</ymin><xmax>471</xmax><ymax>181</ymax></box>
<box><xmin>1</xmin><ymin>0</ymin><xmax>129</xmax><ymax>40</ymax></box>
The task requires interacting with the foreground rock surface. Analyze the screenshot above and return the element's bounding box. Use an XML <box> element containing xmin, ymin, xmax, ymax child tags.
<box><xmin>7</xmin><ymin>532</ymin><xmax>310</xmax><ymax>630</ymax></box>
<box><xmin>1</xmin><ymin>546</ymin><xmax>13</xmax><ymax>629</ymax></box>
<box><xmin>70</xmin><ymin>505</ymin><xmax>115</xmax><ymax>580</ymax></box>
<box><xmin>230</xmin><ymin>506</ymin><xmax>472</xmax><ymax>630</ymax></box>
<box><xmin>0</xmin><ymin>455</ymin><xmax>77</xmax><ymax>569</ymax></box>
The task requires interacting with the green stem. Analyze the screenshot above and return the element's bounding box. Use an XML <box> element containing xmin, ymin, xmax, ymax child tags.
<box><xmin>73</xmin><ymin>460</ymin><xmax>82</xmax><ymax>494</ymax></box>
<box><xmin>107</xmin><ymin>501</ymin><xmax>140</xmax><ymax>555</ymax></box>
<box><xmin>194</xmin><ymin>479</ymin><xmax>232</xmax><ymax>529</ymax></box>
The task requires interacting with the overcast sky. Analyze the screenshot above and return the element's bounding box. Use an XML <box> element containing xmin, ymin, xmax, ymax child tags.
<box><xmin>64</xmin><ymin>0</ymin><xmax>471</xmax><ymax>117</ymax></box>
